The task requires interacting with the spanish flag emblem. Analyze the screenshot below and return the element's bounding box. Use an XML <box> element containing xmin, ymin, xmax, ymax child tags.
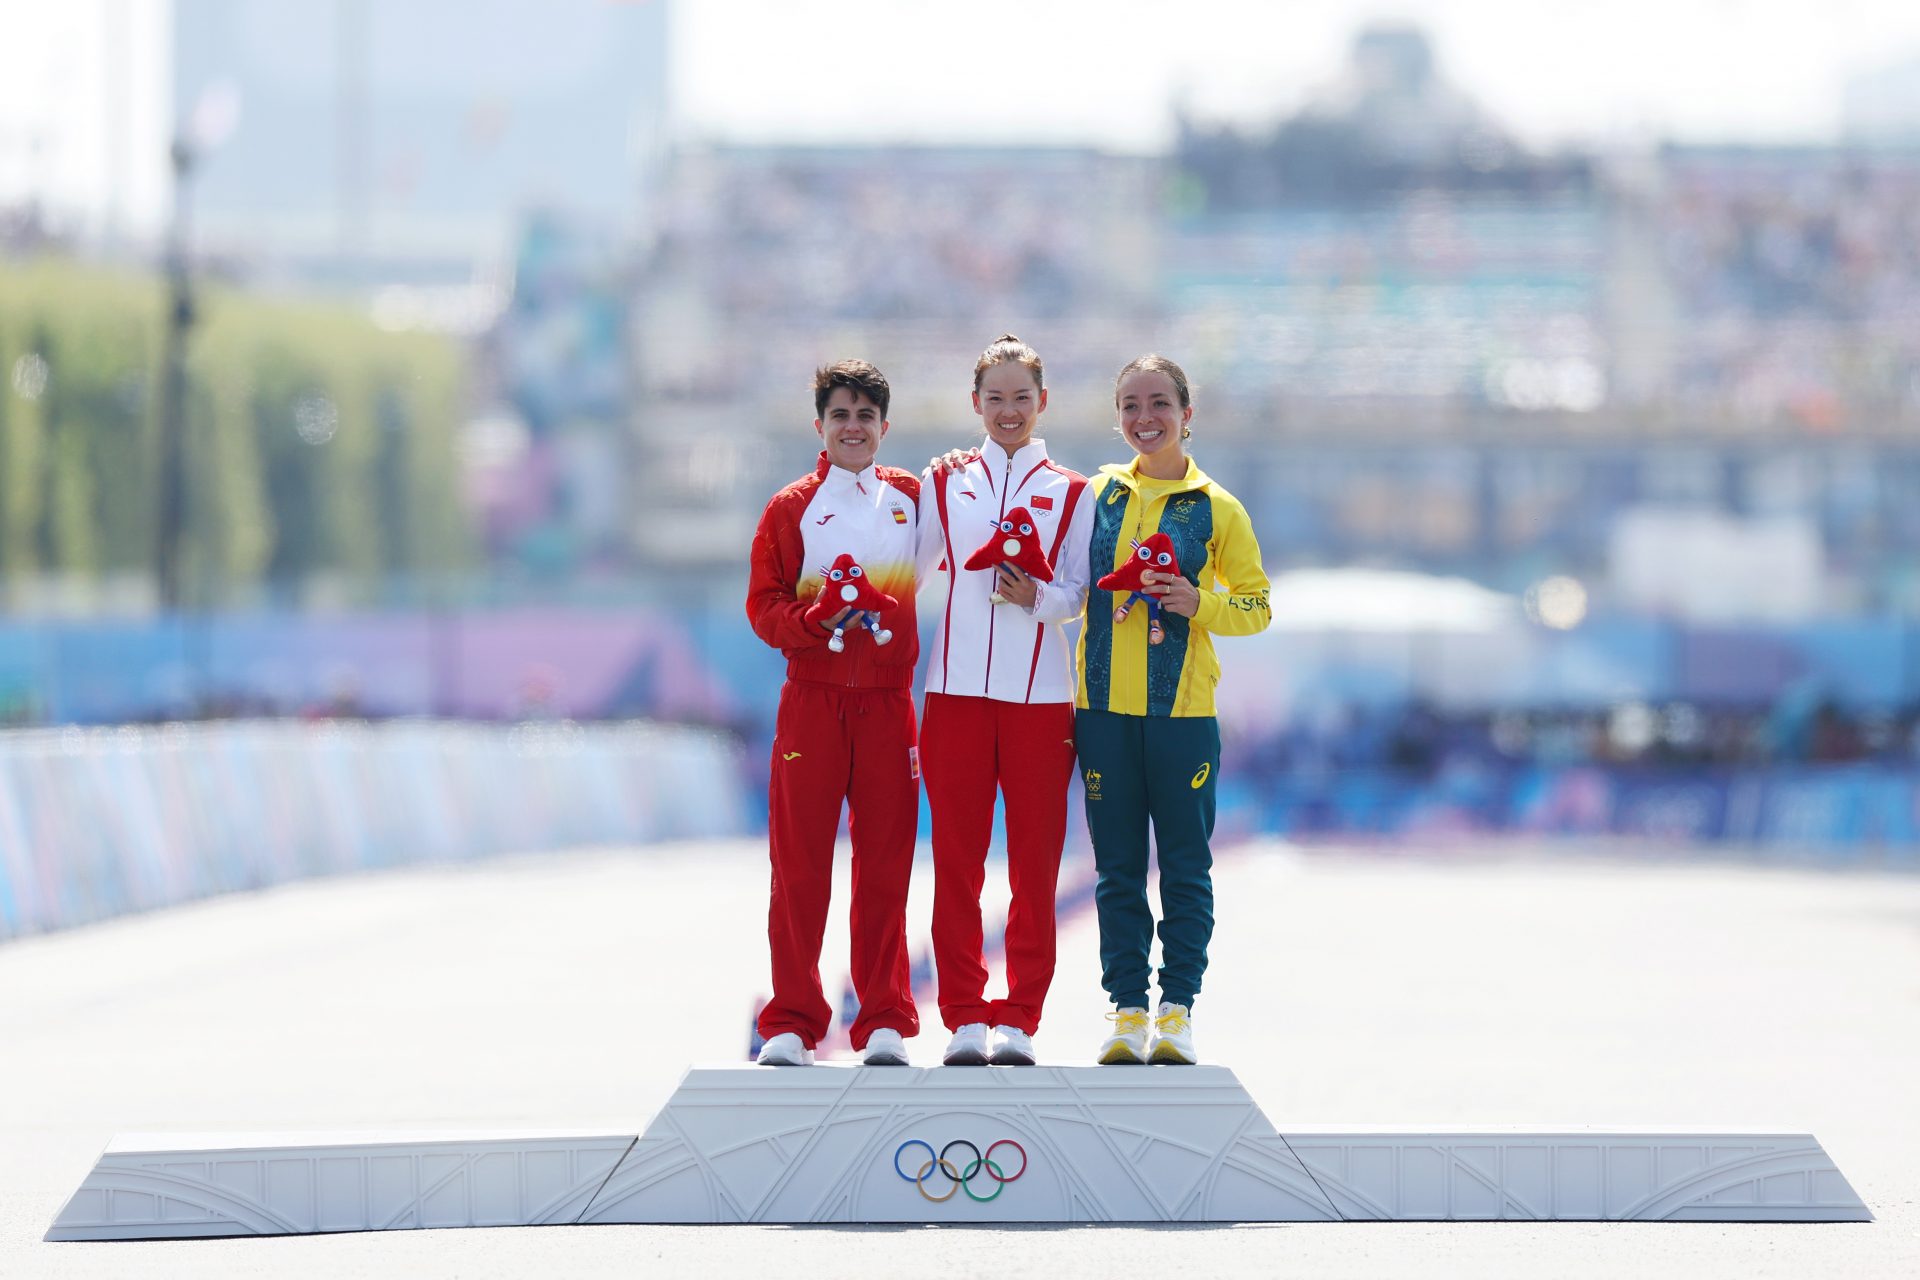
<box><xmin>892</xmin><ymin>507</ymin><xmax>908</xmax><ymax>524</ymax></box>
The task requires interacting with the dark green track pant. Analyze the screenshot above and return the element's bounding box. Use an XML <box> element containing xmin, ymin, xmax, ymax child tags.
<box><xmin>1075</xmin><ymin>707</ymin><xmax>1220</xmax><ymax>1010</ymax></box>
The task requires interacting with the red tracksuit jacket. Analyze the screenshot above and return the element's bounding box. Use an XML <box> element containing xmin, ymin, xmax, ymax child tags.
<box><xmin>747</xmin><ymin>454</ymin><xmax>921</xmax><ymax>686</ymax></box>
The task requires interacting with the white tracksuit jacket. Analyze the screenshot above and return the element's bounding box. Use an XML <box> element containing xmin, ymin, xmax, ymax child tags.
<box><xmin>916</xmin><ymin>439</ymin><xmax>1094</xmax><ymax>705</ymax></box>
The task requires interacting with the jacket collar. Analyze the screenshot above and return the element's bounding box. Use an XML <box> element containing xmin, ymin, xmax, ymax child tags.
<box><xmin>977</xmin><ymin>438</ymin><xmax>1051</xmax><ymax>478</ymax></box>
<box><xmin>1100</xmin><ymin>454</ymin><xmax>1208</xmax><ymax>494</ymax></box>
<box><xmin>816</xmin><ymin>451</ymin><xmax>880</xmax><ymax>494</ymax></box>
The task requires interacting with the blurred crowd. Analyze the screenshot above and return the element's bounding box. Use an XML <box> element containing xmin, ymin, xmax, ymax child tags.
<box><xmin>1659</xmin><ymin>150</ymin><xmax>1920</xmax><ymax>428</ymax></box>
<box><xmin>654</xmin><ymin>151</ymin><xmax>1130</xmax><ymax>325</ymax></box>
<box><xmin>1165</xmin><ymin>198</ymin><xmax>1603</xmax><ymax>405</ymax></box>
<box><xmin>629</xmin><ymin>147</ymin><xmax>1160</xmax><ymax>415</ymax></box>
<box><xmin>1228</xmin><ymin>695</ymin><xmax>1920</xmax><ymax>784</ymax></box>
<box><xmin>629</xmin><ymin>141</ymin><xmax>1920</xmax><ymax>452</ymax></box>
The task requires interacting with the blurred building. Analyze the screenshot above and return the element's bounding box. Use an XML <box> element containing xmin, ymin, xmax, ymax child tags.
<box><xmin>172</xmin><ymin>0</ymin><xmax>670</xmax><ymax>286</ymax></box>
<box><xmin>1118</xmin><ymin>30</ymin><xmax>1920</xmax><ymax>621</ymax></box>
<box><xmin>1175</xmin><ymin>24</ymin><xmax>1591</xmax><ymax>209</ymax></box>
<box><xmin>16</xmin><ymin>8</ymin><xmax>1915</xmax><ymax>622</ymax></box>
<box><xmin>18</xmin><ymin>9</ymin><xmax>1920</xmax><ymax>783</ymax></box>
<box><xmin>627</xmin><ymin>142</ymin><xmax>1159</xmax><ymax>567</ymax></box>
<box><xmin>170</xmin><ymin>0</ymin><xmax>670</xmax><ymax>580</ymax></box>
<box><xmin>609</xmin><ymin>24</ymin><xmax>1920</xmax><ymax>620</ymax></box>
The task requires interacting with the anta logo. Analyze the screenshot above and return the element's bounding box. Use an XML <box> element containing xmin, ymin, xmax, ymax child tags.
<box><xmin>1190</xmin><ymin>763</ymin><xmax>1210</xmax><ymax>789</ymax></box>
<box><xmin>959</xmin><ymin>491</ymin><xmax>978</xmax><ymax>501</ymax></box>
<box><xmin>783</xmin><ymin>751</ymin><xmax>803</xmax><ymax>761</ymax></box>
<box><xmin>815</xmin><ymin>513</ymin><xmax>836</xmax><ymax>526</ymax></box>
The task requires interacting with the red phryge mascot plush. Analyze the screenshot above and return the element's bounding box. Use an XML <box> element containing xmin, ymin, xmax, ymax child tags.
<box><xmin>804</xmin><ymin>552</ymin><xmax>899</xmax><ymax>653</ymax></box>
<box><xmin>1097</xmin><ymin>532</ymin><xmax>1180</xmax><ymax>646</ymax></box>
<box><xmin>963</xmin><ymin>506</ymin><xmax>1055</xmax><ymax>605</ymax></box>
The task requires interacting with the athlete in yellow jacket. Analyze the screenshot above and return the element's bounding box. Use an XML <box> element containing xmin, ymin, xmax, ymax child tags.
<box><xmin>1074</xmin><ymin>356</ymin><xmax>1271</xmax><ymax>1067</ymax></box>
<box><xmin>1076</xmin><ymin>460</ymin><xmax>1270</xmax><ymax>719</ymax></box>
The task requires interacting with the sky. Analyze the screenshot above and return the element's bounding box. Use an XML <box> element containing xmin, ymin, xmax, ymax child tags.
<box><xmin>676</xmin><ymin>0</ymin><xmax>1920</xmax><ymax>150</ymax></box>
<box><xmin>3</xmin><ymin>0</ymin><xmax>1919</xmax><ymax>237</ymax></box>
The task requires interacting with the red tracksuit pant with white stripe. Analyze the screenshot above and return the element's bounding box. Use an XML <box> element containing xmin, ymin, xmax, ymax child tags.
<box><xmin>921</xmin><ymin>691</ymin><xmax>1077</xmax><ymax>1034</ymax></box>
<box><xmin>758</xmin><ymin>680</ymin><xmax>920</xmax><ymax>1051</ymax></box>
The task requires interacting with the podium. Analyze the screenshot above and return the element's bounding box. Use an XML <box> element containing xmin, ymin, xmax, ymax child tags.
<box><xmin>47</xmin><ymin>1064</ymin><xmax>1870</xmax><ymax>1239</ymax></box>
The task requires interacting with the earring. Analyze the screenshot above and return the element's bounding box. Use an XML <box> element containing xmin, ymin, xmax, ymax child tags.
<box><xmin>1181</xmin><ymin>425</ymin><xmax>1192</xmax><ymax>440</ymax></box>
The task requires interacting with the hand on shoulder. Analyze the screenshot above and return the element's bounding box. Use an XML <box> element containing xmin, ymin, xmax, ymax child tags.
<box><xmin>928</xmin><ymin>447</ymin><xmax>981</xmax><ymax>476</ymax></box>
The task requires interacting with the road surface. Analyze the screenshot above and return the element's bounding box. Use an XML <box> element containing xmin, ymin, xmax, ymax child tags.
<box><xmin>2</xmin><ymin>839</ymin><xmax>1915</xmax><ymax>1277</ymax></box>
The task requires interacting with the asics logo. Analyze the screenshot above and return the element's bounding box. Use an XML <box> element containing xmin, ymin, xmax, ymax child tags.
<box><xmin>893</xmin><ymin>1139</ymin><xmax>1027</xmax><ymax>1203</ymax></box>
<box><xmin>1190</xmin><ymin>763</ymin><xmax>1210</xmax><ymax>789</ymax></box>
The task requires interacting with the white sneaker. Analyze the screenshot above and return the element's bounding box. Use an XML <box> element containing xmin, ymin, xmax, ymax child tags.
<box><xmin>989</xmin><ymin>1025</ymin><xmax>1035</xmax><ymax>1066</ymax></box>
<box><xmin>942</xmin><ymin>1022</ymin><xmax>991</xmax><ymax>1066</ymax></box>
<box><xmin>756</xmin><ymin>1032</ymin><xmax>814</xmax><ymax>1067</ymax></box>
<box><xmin>1149</xmin><ymin>1002</ymin><xmax>1196</xmax><ymax>1065</ymax></box>
<box><xmin>1097</xmin><ymin>1007</ymin><xmax>1150</xmax><ymax>1065</ymax></box>
<box><xmin>861</xmin><ymin>1027</ymin><xmax>910</xmax><ymax>1066</ymax></box>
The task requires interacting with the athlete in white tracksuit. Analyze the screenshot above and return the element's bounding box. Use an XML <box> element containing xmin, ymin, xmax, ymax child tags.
<box><xmin>915</xmin><ymin>335</ymin><xmax>1094</xmax><ymax>1062</ymax></box>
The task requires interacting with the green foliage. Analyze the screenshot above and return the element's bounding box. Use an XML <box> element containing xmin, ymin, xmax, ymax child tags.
<box><xmin>0</xmin><ymin>255</ymin><xmax>475</xmax><ymax>603</ymax></box>
<box><xmin>0</xmin><ymin>336</ymin><xmax>47</xmax><ymax>576</ymax></box>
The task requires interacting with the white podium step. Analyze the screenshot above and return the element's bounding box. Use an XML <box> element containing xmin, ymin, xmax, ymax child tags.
<box><xmin>582</xmin><ymin>1064</ymin><xmax>1338</xmax><ymax>1224</ymax></box>
<box><xmin>47</xmin><ymin>1065</ymin><xmax>1870</xmax><ymax>1239</ymax></box>
<box><xmin>45</xmin><ymin>1130</ymin><xmax>636</xmax><ymax>1240</ymax></box>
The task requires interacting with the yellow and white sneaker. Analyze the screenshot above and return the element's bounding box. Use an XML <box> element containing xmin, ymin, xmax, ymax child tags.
<box><xmin>1149</xmin><ymin>1003</ymin><xmax>1196</xmax><ymax>1065</ymax></box>
<box><xmin>1097</xmin><ymin>1007</ymin><xmax>1150</xmax><ymax>1064</ymax></box>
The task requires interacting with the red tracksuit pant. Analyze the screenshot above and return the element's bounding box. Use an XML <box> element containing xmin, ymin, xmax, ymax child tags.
<box><xmin>921</xmin><ymin>692</ymin><xmax>1077</xmax><ymax>1035</ymax></box>
<box><xmin>758</xmin><ymin>680</ymin><xmax>920</xmax><ymax>1051</ymax></box>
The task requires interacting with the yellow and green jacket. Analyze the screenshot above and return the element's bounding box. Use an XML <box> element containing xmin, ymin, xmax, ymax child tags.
<box><xmin>1075</xmin><ymin>457</ymin><xmax>1271</xmax><ymax>718</ymax></box>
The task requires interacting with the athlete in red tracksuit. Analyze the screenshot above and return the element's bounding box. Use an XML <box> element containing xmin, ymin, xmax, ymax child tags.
<box><xmin>915</xmin><ymin>336</ymin><xmax>1094</xmax><ymax>1066</ymax></box>
<box><xmin>747</xmin><ymin>361</ymin><xmax>922</xmax><ymax>1067</ymax></box>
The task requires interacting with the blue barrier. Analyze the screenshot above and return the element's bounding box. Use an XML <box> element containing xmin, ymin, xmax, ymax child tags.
<box><xmin>1255</xmin><ymin>761</ymin><xmax>1920</xmax><ymax>862</ymax></box>
<box><xmin>0</xmin><ymin>720</ymin><xmax>748</xmax><ymax>942</ymax></box>
<box><xmin>9</xmin><ymin>610</ymin><xmax>1920</xmax><ymax>729</ymax></box>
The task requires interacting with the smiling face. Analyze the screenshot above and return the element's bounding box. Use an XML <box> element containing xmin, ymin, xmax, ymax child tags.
<box><xmin>814</xmin><ymin>386</ymin><xmax>888</xmax><ymax>472</ymax></box>
<box><xmin>973</xmin><ymin>361</ymin><xmax>1047</xmax><ymax>455</ymax></box>
<box><xmin>1115</xmin><ymin>369</ymin><xmax>1192</xmax><ymax>467</ymax></box>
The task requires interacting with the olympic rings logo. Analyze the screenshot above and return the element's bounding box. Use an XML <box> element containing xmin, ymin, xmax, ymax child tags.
<box><xmin>892</xmin><ymin>1138</ymin><xmax>1028</xmax><ymax>1203</ymax></box>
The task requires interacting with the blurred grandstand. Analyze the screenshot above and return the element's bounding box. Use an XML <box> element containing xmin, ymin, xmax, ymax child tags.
<box><xmin>5</xmin><ymin>13</ymin><xmax>1920</xmax><ymax>853</ymax></box>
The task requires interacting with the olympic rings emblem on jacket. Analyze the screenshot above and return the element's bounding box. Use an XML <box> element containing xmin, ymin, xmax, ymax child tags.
<box><xmin>892</xmin><ymin>1138</ymin><xmax>1028</xmax><ymax>1203</ymax></box>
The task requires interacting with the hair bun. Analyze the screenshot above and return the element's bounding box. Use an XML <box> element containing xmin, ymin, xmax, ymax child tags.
<box><xmin>974</xmin><ymin>334</ymin><xmax>1044</xmax><ymax>391</ymax></box>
